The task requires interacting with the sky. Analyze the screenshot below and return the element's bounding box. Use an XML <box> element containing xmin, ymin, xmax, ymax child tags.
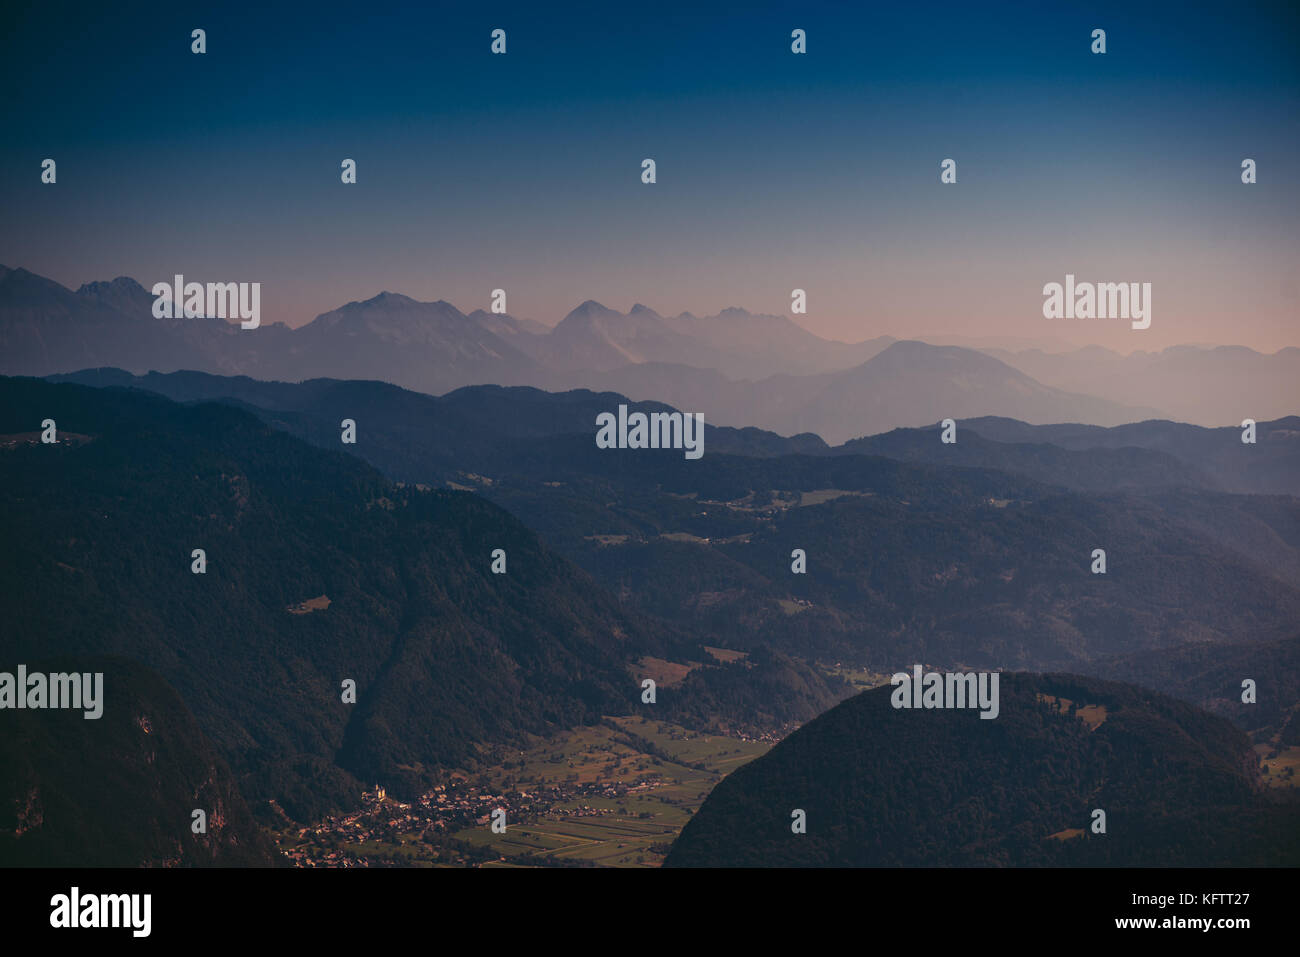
<box><xmin>2</xmin><ymin>0</ymin><xmax>1297</xmax><ymax>352</ymax></box>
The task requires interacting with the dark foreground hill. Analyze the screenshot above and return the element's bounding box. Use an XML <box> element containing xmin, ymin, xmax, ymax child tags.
<box><xmin>0</xmin><ymin>377</ymin><xmax>847</xmax><ymax>825</ymax></box>
<box><xmin>0</xmin><ymin>657</ymin><xmax>277</xmax><ymax>866</ymax></box>
<box><xmin>665</xmin><ymin>673</ymin><xmax>1300</xmax><ymax>866</ymax></box>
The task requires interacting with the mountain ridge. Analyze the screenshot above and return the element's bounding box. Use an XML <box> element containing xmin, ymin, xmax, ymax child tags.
<box><xmin>1</xmin><ymin>266</ymin><xmax>1179</xmax><ymax>441</ymax></box>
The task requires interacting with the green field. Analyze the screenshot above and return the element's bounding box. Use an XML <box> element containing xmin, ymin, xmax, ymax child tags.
<box><xmin>451</xmin><ymin>716</ymin><xmax>770</xmax><ymax>867</ymax></box>
<box><xmin>820</xmin><ymin>664</ymin><xmax>894</xmax><ymax>692</ymax></box>
<box><xmin>1256</xmin><ymin>743</ymin><xmax>1300</xmax><ymax>789</ymax></box>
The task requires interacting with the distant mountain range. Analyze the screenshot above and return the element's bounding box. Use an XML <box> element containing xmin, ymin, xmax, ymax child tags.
<box><xmin>527</xmin><ymin>298</ymin><xmax>895</xmax><ymax>378</ymax></box>
<box><xmin>11</xmin><ymin>265</ymin><xmax>1297</xmax><ymax>442</ymax></box>
<box><xmin>986</xmin><ymin>345</ymin><xmax>1300</xmax><ymax>429</ymax></box>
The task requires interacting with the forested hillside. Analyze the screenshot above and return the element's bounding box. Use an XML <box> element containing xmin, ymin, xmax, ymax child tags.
<box><xmin>666</xmin><ymin>673</ymin><xmax>1300</xmax><ymax>866</ymax></box>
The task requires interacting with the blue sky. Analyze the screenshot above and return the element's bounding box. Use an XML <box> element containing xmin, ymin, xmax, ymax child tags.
<box><xmin>3</xmin><ymin>0</ymin><xmax>1297</xmax><ymax>349</ymax></box>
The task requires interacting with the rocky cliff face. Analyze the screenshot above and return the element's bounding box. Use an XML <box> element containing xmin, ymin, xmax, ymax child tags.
<box><xmin>0</xmin><ymin>657</ymin><xmax>278</xmax><ymax>867</ymax></box>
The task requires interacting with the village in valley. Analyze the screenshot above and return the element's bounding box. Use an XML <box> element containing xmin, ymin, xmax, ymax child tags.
<box><xmin>273</xmin><ymin>715</ymin><xmax>776</xmax><ymax>867</ymax></box>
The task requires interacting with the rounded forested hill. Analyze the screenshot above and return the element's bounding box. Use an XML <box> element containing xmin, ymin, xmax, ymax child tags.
<box><xmin>665</xmin><ymin>672</ymin><xmax>1300</xmax><ymax>867</ymax></box>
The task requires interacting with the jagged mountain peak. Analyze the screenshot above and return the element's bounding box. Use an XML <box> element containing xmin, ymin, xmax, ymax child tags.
<box><xmin>76</xmin><ymin>276</ymin><xmax>147</xmax><ymax>296</ymax></box>
<box><xmin>561</xmin><ymin>299</ymin><xmax>623</xmax><ymax>323</ymax></box>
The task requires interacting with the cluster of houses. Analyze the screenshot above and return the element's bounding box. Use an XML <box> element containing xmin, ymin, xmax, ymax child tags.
<box><xmin>277</xmin><ymin>776</ymin><xmax>665</xmax><ymax>866</ymax></box>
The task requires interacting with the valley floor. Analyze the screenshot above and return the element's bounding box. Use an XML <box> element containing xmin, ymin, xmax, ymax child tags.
<box><xmin>272</xmin><ymin>716</ymin><xmax>771</xmax><ymax>867</ymax></box>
